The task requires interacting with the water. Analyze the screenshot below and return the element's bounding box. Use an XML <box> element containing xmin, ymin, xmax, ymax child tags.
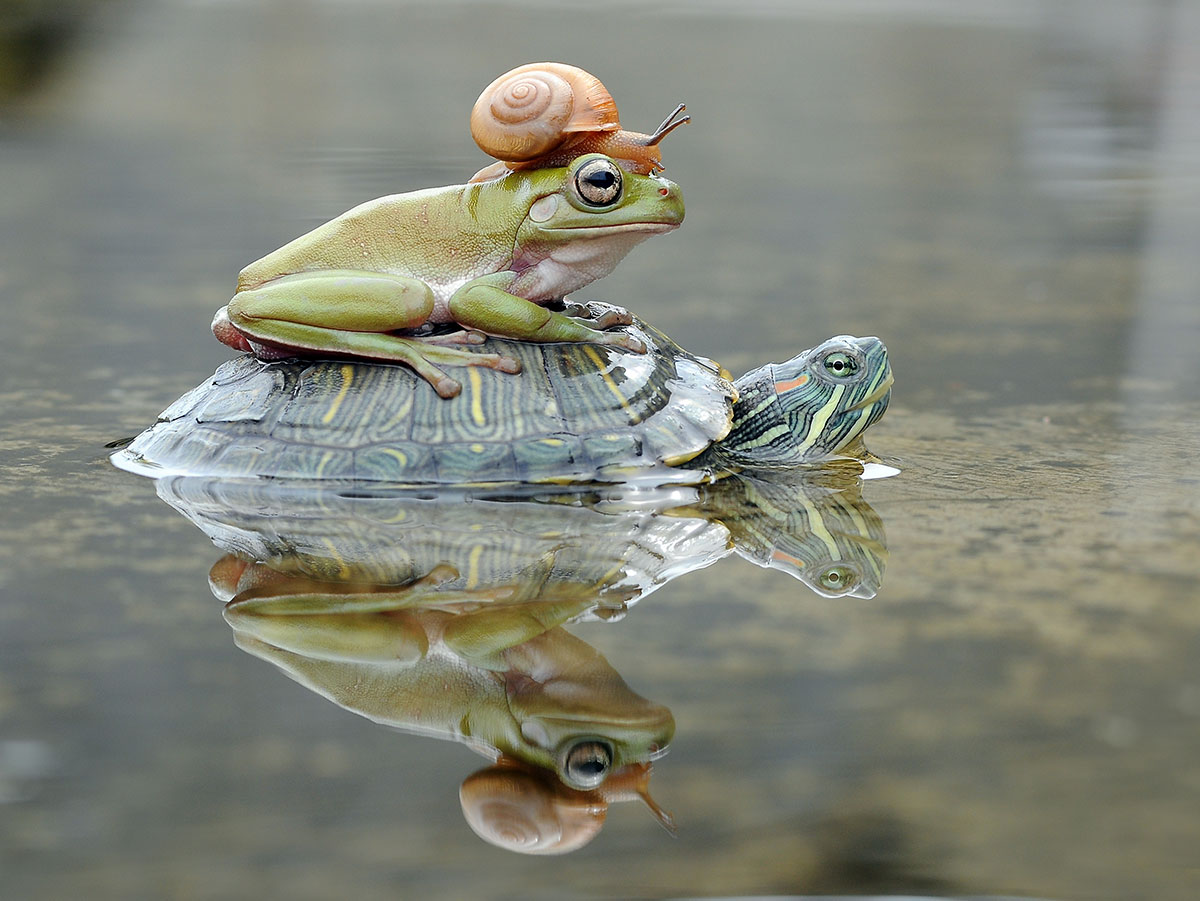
<box><xmin>2</xmin><ymin>2</ymin><xmax>1198</xmax><ymax>899</ymax></box>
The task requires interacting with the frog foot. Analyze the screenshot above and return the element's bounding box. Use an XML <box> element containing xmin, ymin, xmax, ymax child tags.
<box><xmin>550</xmin><ymin>300</ymin><xmax>645</xmax><ymax>353</ymax></box>
<box><xmin>590</xmin><ymin>329</ymin><xmax>647</xmax><ymax>354</ymax></box>
<box><xmin>397</xmin><ymin>342</ymin><xmax>522</xmax><ymax>399</ymax></box>
<box><xmin>559</xmin><ymin>300</ymin><xmax>635</xmax><ymax>330</ymax></box>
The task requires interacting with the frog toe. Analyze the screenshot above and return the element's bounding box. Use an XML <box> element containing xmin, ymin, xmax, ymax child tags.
<box><xmin>601</xmin><ymin>332</ymin><xmax>647</xmax><ymax>354</ymax></box>
<box><xmin>588</xmin><ymin>304</ymin><xmax>636</xmax><ymax>330</ymax></box>
<box><xmin>432</xmin><ymin>375</ymin><xmax>463</xmax><ymax>398</ymax></box>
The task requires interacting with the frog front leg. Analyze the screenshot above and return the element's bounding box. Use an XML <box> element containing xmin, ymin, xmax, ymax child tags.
<box><xmin>215</xmin><ymin>270</ymin><xmax>520</xmax><ymax>398</ymax></box>
<box><xmin>449</xmin><ymin>273</ymin><xmax>647</xmax><ymax>353</ymax></box>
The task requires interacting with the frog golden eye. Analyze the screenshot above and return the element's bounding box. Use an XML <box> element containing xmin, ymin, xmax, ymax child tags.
<box><xmin>559</xmin><ymin>738</ymin><xmax>614</xmax><ymax>790</ymax></box>
<box><xmin>574</xmin><ymin>158</ymin><xmax>623</xmax><ymax>207</ymax></box>
<box><xmin>822</xmin><ymin>351</ymin><xmax>860</xmax><ymax>379</ymax></box>
<box><xmin>818</xmin><ymin>564</ymin><xmax>860</xmax><ymax>595</ymax></box>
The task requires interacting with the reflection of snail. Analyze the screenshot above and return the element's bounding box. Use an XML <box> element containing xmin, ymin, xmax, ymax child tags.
<box><xmin>460</xmin><ymin>758</ymin><xmax>673</xmax><ymax>855</ymax></box>
<box><xmin>469</xmin><ymin>62</ymin><xmax>689</xmax><ymax>182</ymax></box>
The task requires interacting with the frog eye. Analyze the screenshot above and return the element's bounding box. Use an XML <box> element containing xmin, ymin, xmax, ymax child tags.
<box><xmin>817</xmin><ymin>563</ymin><xmax>860</xmax><ymax>595</ymax></box>
<box><xmin>574</xmin><ymin>158</ymin><xmax>623</xmax><ymax>207</ymax></box>
<box><xmin>821</xmin><ymin>350</ymin><xmax>861</xmax><ymax>379</ymax></box>
<box><xmin>558</xmin><ymin>738</ymin><xmax>614</xmax><ymax>790</ymax></box>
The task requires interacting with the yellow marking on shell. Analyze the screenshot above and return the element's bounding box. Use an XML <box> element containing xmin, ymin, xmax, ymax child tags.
<box><xmin>467</xmin><ymin>368</ymin><xmax>486</xmax><ymax>427</ymax></box>
<box><xmin>378</xmin><ymin>389</ymin><xmax>416</xmax><ymax>432</ymax></box>
<box><xmin>322</xmin><ymin>365</ymin><xmax>354</xmax><ymax>424</ymax></box>
<box><xmin>381</xmin><ymin>447</ymin><xmax>408</xmax><ymax>465</ymax></box>
<box><xmin>774</xmin><ymin>373</ymin><xmax>810</xmax><ymax>393</ymax></box>
<box><xmin>541</xmin><ymin>474</ymin><xmax>585</xmax><ymax>485</ymax></box>
<box><xmin>540</xmin><ymin>438</ymin><xmax>564</xmax><ymax>447</ymax></box>
<box><xmin>315</xmin><ymin>450</ymin><xmax>334</xmax><ymax>478</ymax></box>
<box><xmin>663</xmin><ymin>449</ymin><xmax>697</xmax><ymax>466</ymax></box>
<box><xmin>582</xmin><ymin>345</ymin><xmax>635</xmax><ymax>417</ymax></box>
<box><xmin>795</xmin><ymin>384</ymin><xmax>845</xmax><ymax>454</ymax></box>
<box><xmin>470</xmin><ymin>443</ymin><xmax>485</xmax><ymax>453</ymax></box>
<box><xmin>320</xmin><ymin>538</ymin><xmax>351</xmax><ymax>580</ymax></box>
<box><xmin>465</xmin><ymin>544</ymin><xmax>484</xmax><ymax>589</ymax></box>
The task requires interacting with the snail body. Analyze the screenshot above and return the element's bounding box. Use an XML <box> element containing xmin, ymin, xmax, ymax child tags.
<box><xmin>470</xmin><ymin>62</ymin><xmax>688</xmax><ymax>182</ymax></box>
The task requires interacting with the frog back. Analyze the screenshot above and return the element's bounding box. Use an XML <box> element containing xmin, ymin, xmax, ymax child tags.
<box><xmin>236</xmin><ymin>181</ymin><xmax>525</xmax><ymax>292</ymax></box>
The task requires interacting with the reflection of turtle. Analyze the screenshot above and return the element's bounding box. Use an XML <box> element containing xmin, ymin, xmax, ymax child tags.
<box><xmin>159</xmin><ymin>467</ymin><xmax>888</xmax><ymax>607</ymax></box>
<box><xmin>113</xmin><ymin>309</ymin><xmax>892</xmax><ymax>485</ymax></box>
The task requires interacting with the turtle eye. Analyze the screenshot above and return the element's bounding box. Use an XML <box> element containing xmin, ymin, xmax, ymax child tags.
<box><xmin>817</xmin><ymin>564</ymin><xmax>860</xmax><ymax>595</ymax></box>
<box><xmin>574</xmin><ymin>158</ymin><xmax>623</xmax><ymax>207</ymax></box>
<box><xmin>559</xmin><ymin>738</ymin><xmax>614</xmax><ymax>790</ymax></box>
<box><xmin>822</xmin><ymin>351</ymin><xmax>860</xmax><ymax>379</ymax></box>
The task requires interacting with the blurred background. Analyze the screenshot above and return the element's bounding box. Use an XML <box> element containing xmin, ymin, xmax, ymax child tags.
<box><xmin>1</xmin><ymin>1</ymin><xmax>1198</xmax><ymax>899</ymax></box>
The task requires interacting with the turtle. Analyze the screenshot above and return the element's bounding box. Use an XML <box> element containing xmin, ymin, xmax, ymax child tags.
<box><xmin>112</xmin><ymin>307</ymin><xmax>893</xmax><ymax>486</ymax></box>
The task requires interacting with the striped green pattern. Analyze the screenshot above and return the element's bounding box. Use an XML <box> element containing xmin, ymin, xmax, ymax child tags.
<box><xmin>121</xmin><ymin>321</ymin><xmax>734</xmax><ymax>485</ymax></box>
<box><xmin>710</xmin><ymin>335</ymin><xmax>891</xmax><ymax>469</ymax></box>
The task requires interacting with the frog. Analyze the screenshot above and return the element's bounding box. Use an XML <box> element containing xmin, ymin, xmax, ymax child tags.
<box><xmin>212</xmin><ymin>153</ymin><xmax>685</xmax><ymax>398</ymax></box>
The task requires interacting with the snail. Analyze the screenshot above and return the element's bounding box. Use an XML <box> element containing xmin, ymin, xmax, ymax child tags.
<box><xmin>459</xmin><ymin>762</ymin><xmax>607</xmax><ymax>855</ymax></box>
<box><xmin>469</xmin><ymin>62</ymin><xmax>689</xmax><ymax>183</ymax></box>
<box><xmin>459</xmin><ymin>758</ymin><xmax>674</xmax><ymax>855</ymax></box>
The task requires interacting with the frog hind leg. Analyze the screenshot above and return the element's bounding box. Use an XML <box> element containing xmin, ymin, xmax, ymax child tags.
<box><xmin>221</xmin><ymin>270</ymin><xmax>520</xmax><ymax>398</ymax></box>
<box><xmin>450</xmin><ymin>275</ymin><xmax>647</xmax><ymax>353</ymax></box>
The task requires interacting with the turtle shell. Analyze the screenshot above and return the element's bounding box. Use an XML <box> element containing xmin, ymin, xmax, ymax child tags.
<box><xmin>116</xmin><ymin>319</ymin><xmax>736</xmax><ymax>485</ymax></box>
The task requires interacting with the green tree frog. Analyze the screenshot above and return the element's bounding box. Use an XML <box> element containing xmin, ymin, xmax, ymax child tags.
<box><xmin>212</xmin><ymin>154</ymin><xmax>684</xmax><ymax>397</ymax></box>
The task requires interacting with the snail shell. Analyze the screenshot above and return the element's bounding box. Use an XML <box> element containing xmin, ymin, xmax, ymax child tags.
<box><xmin>459</xmin><ymin>763</ymin><xmax>606</xmax><ymax>855</ymax></box>
<box><xmin>470</xmin><ymin>62</ymin><xmax>619</xmax><ymax>163</ymax></box>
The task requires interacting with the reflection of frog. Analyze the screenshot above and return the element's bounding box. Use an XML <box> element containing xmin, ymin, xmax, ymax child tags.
<box><xmin>211</xmin><ymin>155</ymin><xmax>683</xmax><ymax>397</ymax></box>
<box><xmin>216</xmin><ymin>557</ymin><xmax>674</xmax><ymax>854</ymax></box>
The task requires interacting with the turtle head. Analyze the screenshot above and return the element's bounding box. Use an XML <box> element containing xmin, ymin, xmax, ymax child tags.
<box><xmin>720</xmin><ymin>336</ymin><xmax>892</xmax><ymax>468</ymax></box>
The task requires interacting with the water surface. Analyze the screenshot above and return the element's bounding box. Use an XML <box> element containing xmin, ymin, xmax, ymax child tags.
<box><xmin>2</xmin><ymin>2</ymin><xmax>1198</xmax><ymax>899</ymax></box>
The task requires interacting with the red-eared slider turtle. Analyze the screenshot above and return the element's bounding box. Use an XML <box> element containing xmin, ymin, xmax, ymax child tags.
<box><xmin>114</xmin><ymin>309</ymin><xmax>892</xmax><ymax>486</ymax></box>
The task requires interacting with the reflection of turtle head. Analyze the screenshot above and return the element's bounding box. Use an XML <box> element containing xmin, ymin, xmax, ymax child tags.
<box><xmin>459</xmin><ymin>758</ymin><xmax>672</xmax><ymax>855</ymax></box>
<box><xmin>710</xmin><ymin>474</ymin><xmax>889</xmax><ymax>599</ymax></box>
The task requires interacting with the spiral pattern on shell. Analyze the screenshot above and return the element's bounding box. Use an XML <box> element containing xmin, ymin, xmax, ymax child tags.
<box><xmin>471</xmin><ymin>63</ymin><xmax>619</xmax><ymax>163</ymax></box>
<box><xmin>459</xmin><ymin>765</ymin><xmax>606</xmax><ymax>855</ymax></box>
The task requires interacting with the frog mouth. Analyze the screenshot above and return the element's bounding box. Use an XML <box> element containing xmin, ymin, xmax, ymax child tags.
<box><xmin>545</xmin><ymin>221</ymin><xmax>681</xmax><ymax>235</ymax></box>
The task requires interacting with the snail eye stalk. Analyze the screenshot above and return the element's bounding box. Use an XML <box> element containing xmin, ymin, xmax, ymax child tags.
<box><xmin>646</xmin><ymin>103</ymin><xmax>690</xmax><ymax>146</ymax></box>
